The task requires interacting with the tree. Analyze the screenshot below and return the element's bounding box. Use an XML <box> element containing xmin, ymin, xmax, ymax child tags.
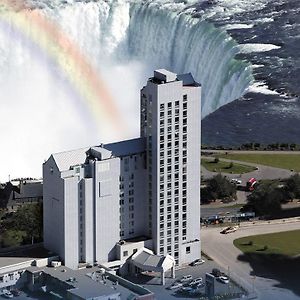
<box><xmin>205</xmin><ymin>174</ymin><xmax>237</xmax><ymax>201</ymax></box>
<box><xmin>247</xmin><ymin>182</ymin><xmax>282</xmax><ymax>216</ymax></box>
<box><xmin>284</xmin><ymin>174</ymin><xmax>300</xmax><ymax>200</ymax></box>
<box><xmin>9</xmin><ymin>203</ymin><xmax>43</xmax><ymax>244</ymax></box>
<box><xmin>1</xmin><ymin>230</ymin><xmax>26</xmax><ymax>248</ymax></box>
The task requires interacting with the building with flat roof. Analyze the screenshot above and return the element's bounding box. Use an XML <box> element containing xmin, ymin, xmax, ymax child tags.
<box><xmin>43</xmin><ymin>69</ymin><xmax>201</xmax><ymax>274</ymax></box>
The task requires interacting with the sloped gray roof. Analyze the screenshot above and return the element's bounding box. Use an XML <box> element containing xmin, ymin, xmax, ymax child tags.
<box><xmin>104</xmin><ymin>138</ymin><xmax>146</xmax><ymax>157</ymax></box>
<box><xmin>177</xmin><ymin>73</ymin><xmax>201</xmax><ymax>87</ymax></box>
<box><xmin>52</xmin><ymin>148</ymin><xmax>89</xmax><ymax>172</ymax></box>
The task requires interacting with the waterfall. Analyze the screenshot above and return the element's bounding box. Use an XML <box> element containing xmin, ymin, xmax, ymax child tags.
<box><xmin>0</xmin><ymin>0</ymin><xmax>253</xmax><ymax>180</ymax></box>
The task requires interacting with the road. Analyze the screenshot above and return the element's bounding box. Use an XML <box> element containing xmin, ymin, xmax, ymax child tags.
<box><xmin>201</xmin><ymin>219</ymin><xmax>300</xmax><ymax>300</ymax></box>
<box><xmin>201</xmin><ymin>157</ymin><xmax>295</xmax><ymax>181</ymax></box>
<box><xmin>202</xmin><ymin>150</ymin><xmax>300</xmax><ymax>155</ymax></box>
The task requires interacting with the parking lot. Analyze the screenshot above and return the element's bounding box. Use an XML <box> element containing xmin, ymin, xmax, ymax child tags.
<box><xmin>126</xmin><ymin>260</ymin><xmax>245</xmax><ymax>300</ymax></box>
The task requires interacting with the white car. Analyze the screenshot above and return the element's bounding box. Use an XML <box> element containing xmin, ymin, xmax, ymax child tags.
<box><xmin>2</xmin><ymin>290</ymin><xmax>13</xmax><ymax>298</ymax></box>
<box><xmin>231</xmin><ymin>178</ymin><xmax>242</xmax><ymax>184</ymax></box>
<box><xmin>180</xmin><ymin>275</ymin><xmax>193</xmax><ymax>282</ymax></box>
<box><xmin>190</xmin><ymin>258</ymin><xmax>205</xmax><ymax>266</ymax></box>
<box><xmin>167</xmin><ymin>282</ymin><xmax>183</xmax><ymax>290</ymax></box>
<box><xmin>190</xmin><ymin>277</ymin><xmax>203</xmax><ymax>286</ymax></box>
<box><xmin>220</xmin><ymin>225</ymin><xmax>239</xmax><ymax>234</ymax></box>
<box><xmin>218</xmin><ymin>276</ymin><xmax>229</xmax><ymax>284</ymax></box>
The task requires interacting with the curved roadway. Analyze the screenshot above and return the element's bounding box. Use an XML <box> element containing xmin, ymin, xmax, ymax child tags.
<box><xmin>201</xmin><ymin>219</ymin><xmax>300</xmax><ymax>300</ymax></box>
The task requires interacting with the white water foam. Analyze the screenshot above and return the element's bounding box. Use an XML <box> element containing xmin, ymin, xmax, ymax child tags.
<box><xmin>239</xmin><ymin>43</ymin><xmax>281</xmax><ymax>53</ymax></box>
<box><xmin>0</xmin><ymin>0</ymin><xmax>253</xmax><ymax>180</ymax></box>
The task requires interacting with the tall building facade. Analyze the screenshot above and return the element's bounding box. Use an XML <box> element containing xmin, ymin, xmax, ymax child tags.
<box><xmin>43</xmin><ymin>69</ymin><xmax>201</xmax><ymax>269</ymax></box>
<box><xmin>140</xmin><ymin>70</ymin><xmax>201</xmax><ymax>265</ymax></box>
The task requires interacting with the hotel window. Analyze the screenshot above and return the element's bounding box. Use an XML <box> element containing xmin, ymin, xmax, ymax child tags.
<box><xmin>186</xmin><ymin>246</ymin><xmax>190</xmax><ymax>254</ymax></box>
<box><xmin>175</xmin><ymin>100</ymin><xmax>179</xmax><ymax>106</ymax></box>
<box><xmin>183</xmin><ymin>94</ymin><xmax>187</xmax><ymax>101</ymax></box>
<box><xmin>123</xmin><ymin>251</ymin><xmax>128</xmax><ymax>257</ymax></box>
<box><xmin>160</xmin><ymin>104</ymin><xmax>164</xmax><ymax>110</ymax></box>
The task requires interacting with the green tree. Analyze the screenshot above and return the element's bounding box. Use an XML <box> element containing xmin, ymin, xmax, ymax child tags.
<box><xmin>247</xmin><ymin>182</ymin><xmax>282</xmax><ymax>216</ymax></box>
<box><xmin>1</xmin><ymin>230</ymin><xmax>27</xmax><ymax>248</ymax></box>
<box><xmin>285</xmin><ymin>174</ymin><xmax>300</xmax><ymax>200</ymax></box>
<box><xmin>10</xmin><ymin>203</ymin><xmax>43</xmax><ymax>244</ymax></box>
<box><xmin>206</xmin><ymin>174</ymin><xmax>237</xmax><ymax>201</ymax></box>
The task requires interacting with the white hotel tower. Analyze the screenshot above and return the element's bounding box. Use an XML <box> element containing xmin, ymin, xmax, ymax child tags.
<box><xmin>43</xmin><ymin>69</ymin><xmax>201</xmax><ymax>272</ymax></box>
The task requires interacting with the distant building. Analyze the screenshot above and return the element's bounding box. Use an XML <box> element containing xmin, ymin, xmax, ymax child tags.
<box><xmin>43</xmin><ymin>69</ymin><xmax>201</xmax><ymax>274</ymax></box>
<box><xmin>0</xmin><ymin>179</ymin><xmax>43</xmax><ymax>211</ymax></box>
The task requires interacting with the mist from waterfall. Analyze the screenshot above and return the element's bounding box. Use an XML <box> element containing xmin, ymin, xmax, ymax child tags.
<box><xmin>0</xmin><ymin>0</ymin><xmax>253</xmax><ymax>180</ymax></box>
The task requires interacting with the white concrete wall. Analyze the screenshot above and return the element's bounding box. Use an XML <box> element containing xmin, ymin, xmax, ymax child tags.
<box><xmin>95</xmin><ymin>158</ymin><xmax>120</xmax><ymax>263</ymax></box>
<box><xmin>63</xmin><ymin>176</ymin><xmax>80</xmax><ymax>269</ymax></box>
<box><xmin>82</xmin><ymin>178</ymin><xmax>94</xmax><ymax>264</ymax></box>
<box><xmin>119</xmin><ymin>153</ymin><xmax>147</xmax><ymax>240</ymax></box>
<box><xmin>43</xmin><ymin>156</ymin><xmax>65</xmax><ymax>260</ymax></box>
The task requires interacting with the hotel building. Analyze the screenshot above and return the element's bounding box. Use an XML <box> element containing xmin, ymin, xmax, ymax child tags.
<box><xmin>43</xmin><ymin>69</ymin><xmax>201</xmax><ymax>273</ymax></box>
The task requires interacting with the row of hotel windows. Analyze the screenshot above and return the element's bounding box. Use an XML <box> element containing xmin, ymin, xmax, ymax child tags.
<box><xmin>159</xmin><ymin>96</ymin><xmax>187</xmax><ymax>110</ymax></box>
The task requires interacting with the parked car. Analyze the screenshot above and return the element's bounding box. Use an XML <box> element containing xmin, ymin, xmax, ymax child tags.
<box><xmin>190</xmin><ymin>258</ymin><xmax>205</xmax><ymax>266</ymax></box>
<box><xmin>2</xmin><ymin>290</ymin><xmax>13</xmax><ymax>298</ymax></box>
<box><xmin>211</xmin><ymin>268</ymin><xmax>221</xmax><ymax>277</ymax></box>
<box><xmin>218</xmin><ymin>276</ymin><xmax>229</xmax><ymax>284</ymax></box>
<box><xmin>190</xmin><ymin>277</ymin><xmax>203</xmax><ymax>286</ymax></box>
<box><xmin>166</xmin><ymin>282</ymin><xmax>183</xmax><ymax>290</ymax></box>
<box><xmin>220</xmin><ymin>225</ymin><xmax>239</xmax><ymax>234</ymax></box>
<box><xmin>231</xmin><ymin>178</ymin><xmax>242</xmax><ymax>185</ymax></box>
<box><xmin>179</xmin><ymin>286</ymin><xmax>194</xmax><ymax>293</ymax></box>
<box><xmin>180</xmin><ymin>275</ymin><xmax>193</xmax><ymax>282</ymax></box>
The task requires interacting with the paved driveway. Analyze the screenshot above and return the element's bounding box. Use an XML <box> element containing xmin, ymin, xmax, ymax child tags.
<box><xmin>201</xmin><ymin>219</ymin><xmax>300</xmax><ymax>300</ymax></box>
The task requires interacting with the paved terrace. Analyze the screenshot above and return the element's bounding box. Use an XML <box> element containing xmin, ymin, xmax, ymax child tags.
<box><xmin>27</xmin><ymin>265</ymin><xmax>153</xmax><ymax>299</ymax></box>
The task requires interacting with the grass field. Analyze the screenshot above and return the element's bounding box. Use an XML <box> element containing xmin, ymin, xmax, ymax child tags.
<box><xmin>217</xmin><ymin>153</ymin><xmax>300</xmax><ymax>171</ymax></box>
<box><xmin>234</xmin><ymin>230</ymin><xmax>300</xmax><ymax>256</ymax></box>
<box><xmin>201</xmin><ymin>158</ymin><xmax>256</xmax><ymax>174</ymax></box>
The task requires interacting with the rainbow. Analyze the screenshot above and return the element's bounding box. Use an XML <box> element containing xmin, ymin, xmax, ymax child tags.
<box><xmin>0</xmin><ymin>0</ymin><xmax>127</xmax><ymax>139</ymax></box>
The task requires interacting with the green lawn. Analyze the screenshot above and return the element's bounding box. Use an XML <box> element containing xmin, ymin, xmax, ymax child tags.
<box><xmin>201</xmin><ymin>158</ymin><xmax>256</xmax><ymax>174</ymax></box>
<box><xmin>217</xmin><ymin>153</ymin><xmax>300</xmax><ymax>171</ymax></box>
<box><xmin>234</xmin><ymin>230</ymin><xmax>300</xmax><ymax>256</ymax></box>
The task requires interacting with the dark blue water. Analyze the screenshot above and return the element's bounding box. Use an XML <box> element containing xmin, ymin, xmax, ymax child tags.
<box><xmin>201</xmin><ymin>0</ymin><xmax>300</xmax><ymax>146</ymax></box>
